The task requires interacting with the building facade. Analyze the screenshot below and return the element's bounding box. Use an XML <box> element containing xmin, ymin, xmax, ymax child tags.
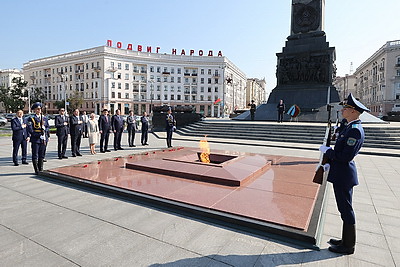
<box><xmin>353</xmin><ymin>40</ymin><xmax>400</xmax><ymax>117</ymax></box>
<box><xmin>22</xmin><ymin>46</ymin><xmax>247</xmax><ymax>117</ymax></box>
<box><xmin>0</xmin><ymin>69</ymin><xmax>24</xmax><ymax>112</ymax></box>
<box><xmin>245</xmin><ymin>78</ymin><xmax>266</xmax><ymax>106</ymax></box>
<box><xmin>333</xmin><ymin>74</ymin><xmax>356</xmax><ymax>102</ymax></box>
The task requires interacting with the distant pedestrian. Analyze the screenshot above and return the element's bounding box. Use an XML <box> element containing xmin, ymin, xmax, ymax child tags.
<box><xmin>248</xmin><ymin>100</ymin><xmax>256</xmax><ymax>121</ymax></box>
<box><xmin>87</xmin><ymin>113</ymin><xmax>99</xmax><ymax>154</ymax></box>
<box><xmin>11</xmin><ymin>110</ymin><xmax>29</xmax><ymax>166</ymax></box>
<box><xmin>111</xmin><ymin>109</ymin><xmax>124</xmax><ymax>150</ymax></box>
<box><xmin>99</xmin><ymin>108</ymin><xmax>111</xmax><ymax>153</ymax></box>
<box><xmin>141</xmin><ymin>111</ymin><xmax>149</xmax><ymax>146</ymax></box>
<box><xmin>277</xmin><ymin>99</ymin><xmax>285</xmax><ymax>123</ymax></box>
<box><xmin>126</xmin><ymin>110</ymin><xmax>138</xmax><ymax>147</ymax></box>
<box><xmin>165</xmin><ymin>108</ymin><xmax>176</xmax><ymax>148</ymax></box>
<box><xmin>55</xmin><ymin>108</ymin><xmax>69</xmax><ymax>159</ymax></box>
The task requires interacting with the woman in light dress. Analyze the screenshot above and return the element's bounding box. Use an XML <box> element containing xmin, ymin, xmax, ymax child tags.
<box><xmin>87</xmin><ymin>113</ymin><xmax>99</xmax><ymax>154</ymax></box>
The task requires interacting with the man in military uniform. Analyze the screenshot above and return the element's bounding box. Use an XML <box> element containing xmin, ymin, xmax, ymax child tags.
<box><xmin>11</xmin><ymin>110</ymin><xmax>30</xmax><ymax>166</ymax></box>
<box><xmin>319</xmin><ymin>93</ymin><xmax>369</xmax><ymax>255</ymax></box>
<box><xmin>165</xmin><ymin>108</ymin><xmax>176</xmax><ymax>148</ymax></box>
<box><xmin>55</xmin><ymin>108</ymin><xmax>69</xmax><ymax>159</ymax></box>
<box><xmin>27</xmin><ymin>102</ymin><xmax>49</xmax><ymax>174</ymax></box>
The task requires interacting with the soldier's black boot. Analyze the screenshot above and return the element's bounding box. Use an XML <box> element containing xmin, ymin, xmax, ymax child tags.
<box><xmin>38</xmin><ymin>159</ymin><xmax>44</xmax><ymax>172</ymax></box>
<box><xmin>329</xmin><ymin>223</ymin><xmax>344</xmax><ymax>246</ymax></box>
<box><xmin>32</xmin><ymin>160</ymin><xmax>39</xmax><ymax>175</ymax></box>
<box><xmin>329</xmin><ymin>224</ymin><xmax>355</xmax><ymax>255</ymax></box>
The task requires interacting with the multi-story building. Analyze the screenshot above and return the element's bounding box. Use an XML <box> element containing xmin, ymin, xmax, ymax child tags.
<box><xmin>333</xmin><ymin>74</ymin><xmax>357</xmax><ymax>101</ymax></box>
<box><xmin>22</xmin><ymin>45</ymin><xmax>247</xmax><ymax>117</ymax></box>
<box><xmin>245</xmin><ymin>78</ymin><xmax>266</xmax><ymax>106</ymax></box>
<box><xmin>353</xmin><ymin>40</ymin><xmax>400</xmax><ymax>117</ymax></box>
<box><xmin>0</xmin><ymin>69</ymin><xmax>24</xmax><ymax>112</ymax></box>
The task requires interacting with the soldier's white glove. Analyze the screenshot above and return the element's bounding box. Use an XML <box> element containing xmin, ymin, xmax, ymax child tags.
<box><xmin>319</xmin><ymin>145</ymin><xmax>331</xmax><ymax>154</ymax></box>
<box><xmin>322</xmin><ymin>163</ymin><xmax>330</xmax><ymax>172</ymax></box>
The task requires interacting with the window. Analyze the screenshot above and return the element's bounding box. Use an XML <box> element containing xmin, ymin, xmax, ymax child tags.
<box><xmin>125</xmin><ymin>83</ymin><xmax>129</xmax><ymax>90</ymax></box>
<box><xmin>201</xmin><ymin>78</ymin><xmax>204</xmax><ymax>84</ymax></box>
<box><xmin>125</xmin><ymin>64</ymin><xmax>129</xmax><ymax>70</ymax></box>
<box><xmin>164</xmin><ymin>94</ymin><xmax>168</xmax><ymax>100</ymax></box>
<box><xmin>215</xmin><ymin>78</ymin><xmax>219</xmax><ymax>84</ymax></box>
<box><xmin>177</xmin><ymin>77</ymin><xmax>181</xmax><ymax>83</ymax></box>
<box><xmin>208</xmin><ymin>87</ymin><xmax>211</xmax><ymax>93</ymax></box>
<box><xmin>208</xmin><ymin>78</ymin><xmax>211</xmax><ymax>84</ymax></box>
<box><xmin>125</xmin><ymin>93</ymin><xmax>129</xmax><ymax>99</ymax></box>
<box><xmin>125</xmin><ymin>73</ymin><xmax>129</xmax><ymax>80</ymax></box>
<box><xmin>117</xmin><ymin>73</ymin><xmax>121</xmax><ymax>79</ymax></box>
<box><xmin>117</xmin><ymin>63</ymin><xmax>121</xmax><ymax>69</ymax></box>
<box><xmin>171</xmin><ymin>86</ymin><xmax>174</xmax><ymax>91</ymax></box>
<box><xmin>214</xmin><ymin>87</ymin><xmax>218</xmax><ymax>92</ymax></box>
<box><xmin>208</xmin><ymin>69</ymin><xmax>211</xmax><ymax>75</ymax></box>
<box><xmin>171</xmin><ymin>76</ymin><xmax>174</xmax><ymax>83</ymax></box>
<box><xmin>112</xmin><ymin>92</ymin><xmax>115</xmax><ymax>98</ymax></box>
<box><xmin>118</xmin><ymin>92</ymin><xmax>121</xmax><ymax>98</ymax></box>
<box><xmin>157</xmin><ymin>67</ymin><xmax>161</xmax><ymax>73</ymax></box>
<box><xmin>171</xmin><ymin>68</ymin><xmax>175</xmax><ymax>74</ymax></box>
<box><xmin>201</xmin><ymin>69</ymin><xmax>204</xmax><ymax>75</ymax></box>
<box><xmin>111</xmin><ymin>62</ymin><xmax>114</xmax><ymax>68</ymax></box>
<box><xmin>200</xmin><ymin>87</ymin><xmax>204</xmax><ymax>93</ymax></box>
<box><xmin>133</xmin><ymin>66</ymin><xmax>138</xmax><ymax>72</ymax></box>
<box><xmin>177</xmin><ymin>68</ymin><xmax>181</xmax><ymax>74</ymax></box>
<box><xmin>150</xmin><ymin>66</ymin><xmax>154</xmax><ymax>72</ymax></box>
<box><xmin>164</xmin><ymin>76</ymin><xmax>168</xmax><ymax>82</ymax></box>
<box><xmin>118</xmin><ymin>83</ymin><xmax>121</xmax><ymax>89</ymax></box>
<box><xmin>171</xmin><ymin>95</ymin><xmax>175</xmax><ymax>100</ymax></box>
<box><xmin>177</xmin><ymin>95</ymin><xmax>181</xmax><ymax>100</ymax></box>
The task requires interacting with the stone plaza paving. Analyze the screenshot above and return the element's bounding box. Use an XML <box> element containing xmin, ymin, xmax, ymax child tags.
<box><xmin>0</xmin><ymin>127</ymin><xmax>399</xmax><ymax>266</ymax></box>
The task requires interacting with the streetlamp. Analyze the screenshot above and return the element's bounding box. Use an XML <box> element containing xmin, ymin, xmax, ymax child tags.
<box><xmin>58</xmin><ymin>73</ymin><xmax>68</xmax><ymax>114</ymax></box>
<box><xmin>149</xmin><ymin>79</ymin><xmax>154</xmax><ymax>115</ymax></box>
<box><xmin>29</xmin><ymin>75</ymin><xmax>36</xmax><ymax>113</ymax></box>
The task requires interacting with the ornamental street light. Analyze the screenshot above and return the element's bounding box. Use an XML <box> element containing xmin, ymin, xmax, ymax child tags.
<box><xmin>58</xmin><ymin>73</ymin><xmax>68</xmax><ymax>114</ymax></box>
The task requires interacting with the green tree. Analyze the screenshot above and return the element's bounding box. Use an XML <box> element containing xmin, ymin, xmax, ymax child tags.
<box><xmin>0</xmin><ymin>77</ymin><xmax>27</xmax><ymax>113</ymax></box>
<box><xmin>67</xmin><ymin>91</ymin><xmax>84</xmax><ymax>112</ymax></box>
<box><xmin>54</xmin><ymin>100</ymin><xmax>66</xmax><ymax>111</ymax></box>
<box><xmin>31</xmin><ymin>86</ymin><xmax>46</xmax><ymax>103</ymax></box>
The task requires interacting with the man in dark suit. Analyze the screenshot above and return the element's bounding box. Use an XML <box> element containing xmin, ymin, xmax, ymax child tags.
<box><xmin>126</xmin><ymin>110</ymin><xmax>138</xmax><ymax>147</ymax></box>
<box><xmin>141</xmin><ymin>111</ymin><xmax>149</xmax><ymax>146</ymax></box>
<box><xmin>55</xmin><ymin>108</ymin><xmax>69</xmax><ymax>159</ymax></box>
<box><xmin>165</xmin><ymin>108</ymin><xmax>176</xmax><ymax>148</ymax></box>
<box><xmin>111</xmin><ymin>109</ymin><xmax>124</xmax><ymax>150</ymax></box>
<box><xmin>11</xmin><ymin>110</ymin><xmax>30</xmax><ymax>166</ymax></box>
<box><xmin>69</xmin><ymin>108</ymin><xmax>83</xmax><ymax>157</ymax></box>
<box><xmin>99</xmin><ymin>108</ymin><xmax>111</xmax><ymax>153</ymax></box>
<box><xmin>319</xmin><ymin>93</ymin><xmax>369</xmax><ymax>255</ymax></box>
<box><xmin>248</xmin><ymin>100</ymin><xmax>256</xmax><ymax>121</ymax></box>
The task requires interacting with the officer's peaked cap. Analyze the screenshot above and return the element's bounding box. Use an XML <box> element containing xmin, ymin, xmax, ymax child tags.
<box><xmin>31</xmin><ymin>102</ymin><xmax>42</xmax><ymax>110</ymax></box>
<box><xmin>341</xmin><ymin>93</ymin><xmax>370</xmax><ymax>113</ymax></box>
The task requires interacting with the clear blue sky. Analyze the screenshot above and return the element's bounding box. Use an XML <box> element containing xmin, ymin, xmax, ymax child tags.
<box><xmin>1</xmin><ymin>0</ymin><xmax>399</xmax><ymax>93</ymax></box>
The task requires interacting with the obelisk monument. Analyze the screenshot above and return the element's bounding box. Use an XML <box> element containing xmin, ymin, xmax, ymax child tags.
<box><xmin>235</xmin><ymin>0</ymin><xmax>340</xmax><ymax>122</ymax></box>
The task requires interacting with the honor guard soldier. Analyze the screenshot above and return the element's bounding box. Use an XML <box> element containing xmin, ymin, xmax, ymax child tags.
<box><xmin>165</xmin><ymin>108</ymin><xmax>176</xmax><ymax>148</ymax></box>
<box><xmin>55</xmin><ymin>108</ymin><xmax>69</xmax><ymax>159</ymax></box>
<box><xmin>319</xmin><ymin>93</ymin><xmax>369</xmax><ymax>255</ymax></box>
<box><xmin>11</xmin><ymin>110</ymin><xmax>30</xmax><ymax>166</ymax></box>
<box><xmin>27</xmin><ymin>102</ymin><xmax>49</xmax><ymax>174</ymax></box>
<box><xmin>140</xmin><ymin>111</ymin><xmax>149</xmax><ymax>146</ymax></box>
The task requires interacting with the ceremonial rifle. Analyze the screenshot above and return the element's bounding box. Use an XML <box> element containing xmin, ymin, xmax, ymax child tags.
<box><xmin>313</xmin><ymin>86</ymin><xmax>333</xmax><ymax>184</ymax></box>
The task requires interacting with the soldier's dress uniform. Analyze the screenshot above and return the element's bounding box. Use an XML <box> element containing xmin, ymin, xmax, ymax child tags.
<box><xmin>321</xmin><ymin>93</ymin><xmax>369</xmax><ymax>255</ymax></box>
<box><xmin>165</xmin><ymin>111</ymin><xmax>176</xmax><ymax>148</ymax></box>
<box><xmin>27</xmin><ymin>103</ymin><xmax>49</xmax><ymax>174</ymax></box>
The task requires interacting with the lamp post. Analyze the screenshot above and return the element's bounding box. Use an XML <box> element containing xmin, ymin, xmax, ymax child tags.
<box><xmin>219</xmin><ymin>65</ymin><xmax>226</xmax><ymax>118</ymax></box>
<box><xmin>148</xmin><ymin>79</ymin><xmax>154</xmax><ymax>115</ymax></box>
<box><xmin>58</xmin><ymin>73</ymin><xmax>68</xmax><ymax>114</ymax></box>
<box><xmin>29</xmin><ymin>75</ymin><xmax>36</xmax><ymax>113</ymax></box>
